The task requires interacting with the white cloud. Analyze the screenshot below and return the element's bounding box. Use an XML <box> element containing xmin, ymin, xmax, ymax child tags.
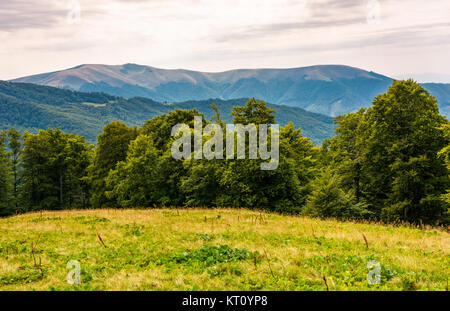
<box><xmin>1</xmin><ymin>0</ymin><xmax>449</xmax><ymax>80</ymax></box>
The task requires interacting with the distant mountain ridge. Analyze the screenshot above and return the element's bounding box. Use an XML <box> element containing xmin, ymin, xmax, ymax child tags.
<box><xmin>0</xmin><ymin>81</ymin><xmax>335</xmax><ymax>144</ymax></box>
<box><xmin>11</xmin><ymin>64</ymin><xmax>450</xmax><ymax>117</ymax></box>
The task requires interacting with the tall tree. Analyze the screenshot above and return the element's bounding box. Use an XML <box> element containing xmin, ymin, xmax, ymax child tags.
<box><xmin>21</xmin><ymin>129</ymin><xmax>92</xmax><ymax>211</ymax></box>
<box><xmin>231</xmin><ymin>98</ymin><xmax>275</xmax><ymax>125</ymax></box>
<box><xmin>365</xmin><ymin>80</ymin><xmax>448</xmax><ymax>223</ymax></box>
<box><xmin>141</xmin><ymin>109</ymin><xmax>205</xmax><ymax>153</ymax></box>
<box><xmin>140</xmin><ymin>109</ymin><xmax>207</xmax><ymax>206</ymax></box>
<box><xmin>217</xmin><ymin>122</ymin><xmax>317</xmax><ymax>212</ymax></box>
<box><xmin>7</xmin><ymin>129</ymin><xmax>22</xmax><ymax>210</ymax></box>
<box><xmin>327</xmin><ymin>80</ymin><xmax>449</xmax><ymax>224</ymax></box>
<box><xmin>438</xmin><ymin>123</ymin><xmax>450</xmax><ymax>222</ymax></box>
<box><xmin>181</xmin><ymin>106</ymin><xmax>227</xmax><ymax>207</ymax></box>
<box><xmin>217</xmin><ymin>99</ymin><xmax>317</xmax><ymax>212</ymax></box>
<box><xmin>0</xmin><ymin>132</ymin><xmax>11</xmax><ymax>216</ymax></box>
<box><xmin>106</xmin><ymin>135</ymin><xmax>162</xmax><ymax>208</ymax></box>
<box><xmin>328</xmin><ymin>109</ymin><xmax>368</xmax><ymax>203</ymax></box>
<box><xmin>87</xmin><ymin>121</ymin><xmax>138</xmax><ymax>208</ymax></box>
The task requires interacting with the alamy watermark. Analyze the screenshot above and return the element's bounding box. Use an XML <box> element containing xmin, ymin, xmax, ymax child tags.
<box><xmin>66</xmin><ymin>260</ymin><xmax>81</xmax><ymax>285</ymax></box>
<box><xmin>67</xmin><ymin>0</ymin><xmax>81</xmax><ymax>25</ymax></box>
<box><xmin>171</xmin><ymin>116</ymin><xmax>279</xmax><ymax>170</ymax></box>
<box><xmin>366</xmin><ymin>260</ymin><xmax>381</xmax><ymax>285</ymax></box>
<box><xmin>366</xmin><ymin>0</ymin><xmax>381</xmax><ymax>25</ymax></box>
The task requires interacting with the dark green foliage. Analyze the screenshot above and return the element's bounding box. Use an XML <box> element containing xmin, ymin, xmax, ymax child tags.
<box><xmin>181</xmin><ymin>159</ymin><xmax>225</xmax><ymax>207</ymax></box>
<box><xmin>304</xmin><ymin>170</ymin><xmax>371</xmax><ymax>220</ymax></box>
<box><xmin>161</xmin><ymin>245</ymin><xmax>258</xmax><ymax>267</ymax></box>
<box><xmin>324</xmin><ymin>80</ymin><xmax>449</xmax><ymax>224</ymax></box>
<box><xmin>6</xmin><ymin>128</ymin><xmax>22</xmax><ymax>210</ymax></box>
<box><xmin>106</xmin><ymin>110</ymin><xmax>207</xmax><ymax>208</ymax></box>
<box><xmin>177</xmin><ymin>99</ymin><xmax>335</xmax><ymax>145</ymax></box>
<box><xmin>140</xmin><ymin>109</ymin><xmax>205</xmax><ymax>152</ymax></box>
<box><xmin>1</xmin><ymin>79</ymin><xmax>449</xmax><ymax>225</ymax></box>
<box><xmin>0</xmin><ymin>81</ymin><xmax>335</xmax><ymax>145</ymax></box>
<box><xmin>365</xmin><ymin>80</ymin><xmax>448</xmax><ymax>224</ymax></box>
<box><xmin>21</xmin><ymin>129</ymin><xmax>92</xmax><ymax>211</ymax></box>
<box><xmin>439</xmin><ymin>124</ymin><xmax>450</xmax><ymax>219</ymax></box>
<box><xmin>105</xmin><ymin>135</ymin><xmax>163</xmax><ymax>208</ymax></box>
<box><xmin>178</xmin><ymin>101</ymin><xmax>317</xmax><ymax>212</ymax></box>
<box><xmin>105</xmin><ymin>100</ymin><xmax>318</xmax><ymax>212</ymax></box>
<box><xmin>0</xmin><ymin>267</ymin><xmax>45</xmax><ymax>286</ymax></box>
<box><xmin>73</xmin><ymin>216</ymin><xmax>110</xmax><ymax>225</ymax></box>
<box><xmin>138</xmin><ymin>110</ymin><xmax>209</xmax><ymax>206</ymax></box>
<box><xmin>0</xmin><ymin>129</ymin><xmax>22</xmax><ymax>216</ymax></box>
<box><xmin>213</xmin><ymin>123</ymin><xmax>316</xmax><ymax>212</ymax></box>
<box><xmin>87</xmin><ymin>121</ymin><xmax>138</xmax><ymax>208</ymax></box>
<box><xmin>231</xmin><ymin>98</ymin><xmax>276</xmax><ymax>125</ymax></box>
<box><xmin>0</xmin><ymin>132</ymin><xmax>11</xmax><ymax>216</ymax></box>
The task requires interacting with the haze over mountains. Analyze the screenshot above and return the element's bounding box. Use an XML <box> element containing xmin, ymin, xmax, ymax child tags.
<box><xmin>11</xmin><ymin>64</ymin><xmax>450</xmax><ymax>118</ymax></box>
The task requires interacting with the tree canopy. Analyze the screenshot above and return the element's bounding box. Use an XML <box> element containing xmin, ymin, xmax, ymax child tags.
<box><xmin>1</xmin><ymin>81</ymin><xmax>448</xmax><ymax>226</ymax></box>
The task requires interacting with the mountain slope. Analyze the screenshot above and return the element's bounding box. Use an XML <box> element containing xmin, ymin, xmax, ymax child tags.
<box><xmin>0</xmin><ymin>81</ymin><xmax>335</xmax><ymax>144</ymax></box>
<box><xmin>11</xmin><ymin>64</ymin><xmax>450</xmax><ymax>117</ymax></box>
<box><xmin>421</xmin><ymin>83</ymin><xmax>450</xmax><ymax>117</ymax></box>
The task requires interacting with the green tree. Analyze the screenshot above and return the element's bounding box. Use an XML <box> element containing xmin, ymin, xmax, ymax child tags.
<box><xmin>181</xmin><ymin>159</ymin><xmax>225</xmax><ymax>207</ymax></box>
<box><xmin>106</xmin><ymin>135</ymin><xmax>162</xmax><ymax>208</ymax></box>
<box><xmin>141</xmin><ymin>109</ymin><xmax>205</xmax><ymax>153</ymax></box>
<box><xmin>181</xmin><ymin>106</ymin><xmax>227</xmax><ymax>207</ymax></box>
<box><xmin>439</xmin><ymin>124</ymin><xmax>450</xmax><ymax>205</ymax></box>
<box><xmin>21</xmin><ymin>129</ymin><xmax>92</xmax><ymax>211</ymax></box>
<box><xmin>361</xmin><ymin>80</ymin><xmax>448</xmax><ymax>224</ymax></box>
<box><xmin>327</xmin><ymin>80</ymin><xmax>449</xmax><ymax>224</ymax></box>
<box><xmin>0</xmin><ymin>132</ymin><xmax>11</xmax><ymax>216</ymax></box>
<box><xmin>304</xmin><ymin>169</ymin><xmax>371</xmax><ymax>220</ymax></box>
<box><xmin>141</xmin><ymin>109</ymin><xmax>208</xmax><ymax>206</ymax></box>
<box><xmin>6</xmin><ymin>128</ymin><xmax>22</xmax><ymax>211</ymax></box>
<box><xmin>214</xmin><ymin>99</ymin><xmax>317</xmax><ymax>212</ymax></box>
<box><xmin>328</xmin><ymin>109</ymin><xmax>368</xmax><ymax>203</ymax></box>
<box><xmin>217</xmin><ymin>123</ymin><xmax>317</xmax><ymax>213</ymax></box>
<box><xmin>87</xmin><ymin>121</ymin><xmax>138</xmax><ymax>208</ymax></box>
<box><xmin>231</xmin><ymin>98</ymin><xmax>275</xmax><ymax>125</ymax></box>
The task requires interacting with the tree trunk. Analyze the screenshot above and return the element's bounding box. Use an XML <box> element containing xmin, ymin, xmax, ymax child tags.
<box><xmin>354</xmin><ymin>162</ymin><xmax>361</xmax><ymax>202</ymax></box>
<box><xmin>13</xmin><ymin>166</ymin><xmax>17</xmax><ymax>208</ymax></box>
<box><xmin>59</xmin><ymin>169</ymin><xmax>63</xmax><ymax>206</ymax></box>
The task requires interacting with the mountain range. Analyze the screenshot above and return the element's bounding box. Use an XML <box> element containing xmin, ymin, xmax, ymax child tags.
<box><xmin>0</xmin><ymin>81</ymin><xmax>335</xmax><ymax>144</ymax></box>
<box><xmin>11</xmin><ymin>64</ymin><xmax>450</xmax><ymax>117</ymax></box>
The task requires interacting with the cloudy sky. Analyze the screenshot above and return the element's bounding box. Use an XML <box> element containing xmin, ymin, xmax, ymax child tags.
<box><xmin>1</xmin><ymin>0</ymin><xmax>449</xmax><ymax>81</ymax></box>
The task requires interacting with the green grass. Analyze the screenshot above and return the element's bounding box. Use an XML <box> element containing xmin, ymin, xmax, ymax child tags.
<box><xmin>0</xmin><ymin>209</ymin><xmax>448</xmax><ymax>291</ymax></box>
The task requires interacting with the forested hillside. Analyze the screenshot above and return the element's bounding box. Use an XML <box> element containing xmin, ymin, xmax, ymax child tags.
<box><xmin>0</xmin><ymin>81</ymin><xmax>335</xmax><ymax>144</ymax></box>
<box><xmin>0</xmin><ymin>80</ymin><xmax>448</xmax><ymax>226</ymax></box>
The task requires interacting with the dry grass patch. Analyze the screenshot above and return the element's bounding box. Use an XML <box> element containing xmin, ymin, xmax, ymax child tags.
<box><xmin>0</xmin><ymin>208</ymin><xmax>448</xmax><ymax>291</ymax></box>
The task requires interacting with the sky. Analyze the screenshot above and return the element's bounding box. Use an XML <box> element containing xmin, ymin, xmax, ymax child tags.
<box><xmin>1</xmin><ymin>0</ymin><xmax>449</xmax><ymax>82</ymax></box>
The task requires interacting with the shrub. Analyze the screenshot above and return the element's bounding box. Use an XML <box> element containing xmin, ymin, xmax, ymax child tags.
<box><xmin>303</xmin><ymin>170</ymin><xmax>371</xmax><ymax>220</ymax></box>
<box><xmin>160</xmin><ymin>245</ymin><xmax>258</xmax><ymax>267</ymax></box>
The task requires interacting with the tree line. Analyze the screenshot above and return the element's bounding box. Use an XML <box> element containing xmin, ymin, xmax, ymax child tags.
<box><xmin>0</xmin><ymin>80</ymin><xmax>448</xmax><ymax>225</ymax></box>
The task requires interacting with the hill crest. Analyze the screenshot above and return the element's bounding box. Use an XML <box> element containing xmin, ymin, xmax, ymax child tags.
<box><xmin>10</xmin><ymin>64</ymin><xmax>450</xmax><ymax>117</ymax></box>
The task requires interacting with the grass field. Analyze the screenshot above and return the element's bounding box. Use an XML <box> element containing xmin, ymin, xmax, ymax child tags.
<box><xmin>0</xmin><ymin>209</ymin><xmax>448</xmax><ymax>291</ymax></box>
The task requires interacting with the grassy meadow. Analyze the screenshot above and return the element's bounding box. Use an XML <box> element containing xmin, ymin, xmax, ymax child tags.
<box><xmin>0</xmin><ymin>208</ymin><xmax>448</xmax><ymax>291</ymax></box>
